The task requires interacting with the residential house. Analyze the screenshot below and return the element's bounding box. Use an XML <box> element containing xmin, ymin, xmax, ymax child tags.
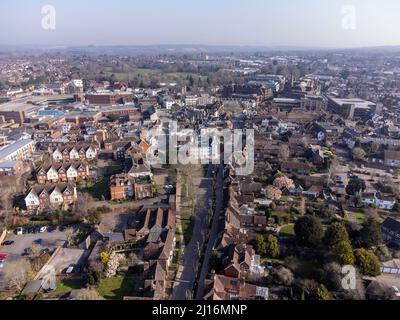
<box><xmin>36</xmin><ymin>162</ymin><xmax>93</xmax><ymax>184</ymax></box>
<box><xmin>362</xmin><ymin>192</ymin><xmax>397</xmax><ymax>210</ymax></box>
<box><xmin>203</xmin><ymin>275</ymin><xmax>268</xmax><ymax>300</ymax></box>
<box><xmin>110</xmin><ymin>174</ymin><xmax>134</xmax><ymax>201</ymax></box>
<box><xmin>51</xmin><ymin>145</ymin><xmax>97</xmax><ymax>162</ymax></box>
<box><xmin>381</xmin><ymin>218</ymin><xmax>400</xmax><ymax>246</ymax></box>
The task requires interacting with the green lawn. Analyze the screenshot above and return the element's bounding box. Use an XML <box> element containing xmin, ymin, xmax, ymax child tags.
<box><xmin>97</xmin><ymin>276</ymin><xmax>134</xmax><ymax>300</ymax></box>
<box><xmin>279</xmin><ymin>224</ymin><xmax>295</xmax><ymax>237</ymax></box>
<box><xmin>53</xmin><ymin>279</ymin><xmax>85</xmax><ymax>294</ymax></box>
<box><xmin>85</xmin><ymin>177</ymin><xmax>111</xmax><ymax>200</ymax></box>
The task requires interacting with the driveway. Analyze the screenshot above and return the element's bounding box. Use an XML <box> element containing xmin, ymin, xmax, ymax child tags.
<box><xmin>172</xmin><ymin>165</ymin><xmax>214</xmax><ymax>300</ymax></box>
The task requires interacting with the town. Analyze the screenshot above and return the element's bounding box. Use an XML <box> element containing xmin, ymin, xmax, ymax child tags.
<box><xmin>0</xmin><ymin>45</ymin><xmax>399</xmax><ymax>302</ymax></box>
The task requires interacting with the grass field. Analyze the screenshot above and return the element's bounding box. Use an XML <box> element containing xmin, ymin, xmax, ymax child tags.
<box><xmin>97</xmin><ymin>276</ymin><xmax>134</xmax><ymax>300</ymax></box>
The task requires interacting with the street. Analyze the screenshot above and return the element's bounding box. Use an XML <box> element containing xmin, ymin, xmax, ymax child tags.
<box><xmin>195</xmin><ymin>163</ymin><xmax>224</xmax><ymax>299</ymax></box>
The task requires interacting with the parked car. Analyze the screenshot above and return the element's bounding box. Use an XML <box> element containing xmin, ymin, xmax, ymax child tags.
<box><xmin>65</xmin><ymin>265</ymin><xmax>75</xmax><ymax>274</ymax></box>
<box><xmin>0</xmin><ymin>260</ymin><xmax>4</xmax><ymax>269</ymax></box>
<box><xmin>40</xmin><ymin>248</ymin><xmax>51</xmax><ymax>256</ymax></box>
<box><xmin>33</xmin><ymin>239</ymin><xmax>43</xmax><ymax>245</ymax></box>
<box><xmin>266</xmin><ymin>260</ymin><xmax>273</xmax><ymax>270</ymax></box>
<box><xmin>0</xmin><ymin>253</ymin><xmax>9</xmax><ymax>260</ymax></box>
<box><xmin>16</xmin><ymin>227</ymin><xmax>23</xmax><ymax>235</ymax></box>
<box><xmin>39</xmin><ymin>226</ymin><xmax>47</xmax><ymax>233</ymax></box>
<box><xmin>22</xmin><ymin>248</ymin><xmax>32</xmax><ymax>256</ymax></box>
<box><xmin>2</xmin><ymin>241</ymin><xmax>14</xmax><ymax>246</ymax></box>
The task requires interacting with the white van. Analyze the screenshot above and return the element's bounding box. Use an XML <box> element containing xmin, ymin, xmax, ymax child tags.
<box><xmin>16</xmin><ymin>227</ymin><xmax>24</xmax><ymax>235</ymax></box>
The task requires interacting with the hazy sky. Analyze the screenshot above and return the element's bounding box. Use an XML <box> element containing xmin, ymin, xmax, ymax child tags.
<box><xmin>0</xmin><ymin>0</ymin><xmax>399</xmax><ymax>48</ymax></box>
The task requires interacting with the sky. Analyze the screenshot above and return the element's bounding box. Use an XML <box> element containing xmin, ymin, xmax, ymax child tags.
<box><xmin>0</xmin><ymin>0</ymin><xmax>399</xmax><ymax>48</ymax></box>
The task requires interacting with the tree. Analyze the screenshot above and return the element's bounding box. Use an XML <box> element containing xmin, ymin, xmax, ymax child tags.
<box><xmin>332</xmin><ymin>240</ymin><xmax>355</xmax><ymax>265</ymax></box>
<box><xmin>88</xmin><ymin>260</ymin><xmax>104</xmax><ymax>273</ymax></box>
<box><xmin>273</xmin><ymin>175</ymin><xmax>295</xmax><ymax>190</ymax></box>
<box><xmin>3</xmin><ymin>259</ymin><xmax>32</xmax><ymax>293</ymax></box>
<box><xmin>65</xmin><ymin>227</ymin><xmax>75</xmax><ymax>246</ymax></box>
<box><xmin>352</xmin><ymin>147</ymin><xmax>366</xmax><ymax>161</ymax></box>
<box><xmin>323</xmin><ymin>222</ymin><xmax>350</xmax><ymax>249</ymax></box>
<box><xmin>316</xmin><ymin>284</ymin><xmax>333</xmax><ymax>300</ymax></box>
<box><xmin>265</xmin><ymin>235</ymin><xmax>280</xmax><ymax>258</ymax></box>
<box><xmin>360</xmin><ymin>219</ymin><xmax>382</xmax><ymax>249</ymax></box>
<box><xmin>323</xmin><ymin>262</ymin><xmax>342</xmax><ymax>291</ymax></box>
<box><xmin>70</xmin><ymin>288</ymin><xmax>104</xmax><ymax>300</ymax></box>
<box><xmin>346</xmin><ymin>178</ymin><xmax>366</xmax><ymax>196</ymax></box>
<box><xmin>355</xmin><ymin>249</ymin><xmax>381</xmax><ymax>277</ymax></box>
<box><xmin>88</xmin><ymin>211</ymin><xmax>102</xmax><ymax>225</ymax></box>
<box><xmin>272</xmin><ymin>267</ymin><xmax>294</xmax><ymax>286</ymax></box>
<box><xmin>256</xmin><ymin>236</ymin><xmax>267</xmax><ymax>256</ymax></box>
<box><xmin>294</xmin><ymin>216</ymin><xmax>323</xmax><ymax>247</ymax></box>
<box><xmin>266</xmin><ymin>186</ymin><xmax>282</xmax><ymax>200</ymax></box>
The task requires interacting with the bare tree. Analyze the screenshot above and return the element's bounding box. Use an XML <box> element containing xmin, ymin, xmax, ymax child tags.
<box><xmin>272</xmin><ymin>267</ymin><xmax>294</xmax><ymax>286</ymax></box>
<box><xmin>128</xmin><ymin>253</ymin><xmax>141</xmax><ymax>267</ymax></box>
<box><xmin>88</xmin><ymin>260</ymin><xmax>105</xmax><ymax>273</ymax></box>
<box><xmin>65</xmin><ymin>227</ymin><xmax>75</xmax><ymax>246</ymax></box>
<box><xmin>3</xmin><ymin>259</ymin><xmax>32</xmax><ymax>293</ymax></box>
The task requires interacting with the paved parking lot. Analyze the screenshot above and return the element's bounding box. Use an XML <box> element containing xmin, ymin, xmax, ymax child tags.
<box><xmin>1</xmin><ymin>230</ymin><xmax>68</xmax><ymax>261</ymax></box>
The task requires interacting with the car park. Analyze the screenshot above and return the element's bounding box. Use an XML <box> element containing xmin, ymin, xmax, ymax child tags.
<box><xmin>65</xmin><ymin>265</ymin><xmax>75</xmax><ymax>274</ymax></box>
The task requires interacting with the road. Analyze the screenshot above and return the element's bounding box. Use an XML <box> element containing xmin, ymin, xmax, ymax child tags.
<box><xmin>172</xmin><ymin>165</ymin><xmax>214</xmax><ymax>300</ymax></box>
<box><xmin>195</xmin><ymin>163</ymin><xmax>224</xmax><ymax>300</ymax></box>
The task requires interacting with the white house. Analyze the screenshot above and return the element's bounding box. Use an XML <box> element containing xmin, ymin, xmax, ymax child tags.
<box><xmin>46</xmin><ymin>167</ymin><xmax>59</xmax><ymax>182</ymax></box>
<box><xmin>25</xmin><ymin>191</ymin><xmax>40</xmax><ymax>208</ymax></box>
<box><xmin>66</xmin><ymin>166</ymin><xmax>78</xmax><ymax>180</ymax></box>
<box><xmin>70</xmin><ymin>148</ymin><xmax>80</xmax><ymax>160</ymax></box>
<box><xmin>52</xmin><ymin>149</ymin><xmax>63</xmax><ymax>161</ymax></box>
<box><xmin>50</xmin><ymin>188</ymin><xmax>63</xmax><ymax>205</ymax></box>
<box><xmin>362</xmin><ymin>192</ymin><xmax>396</xmax><ymax>210</ymax></box>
